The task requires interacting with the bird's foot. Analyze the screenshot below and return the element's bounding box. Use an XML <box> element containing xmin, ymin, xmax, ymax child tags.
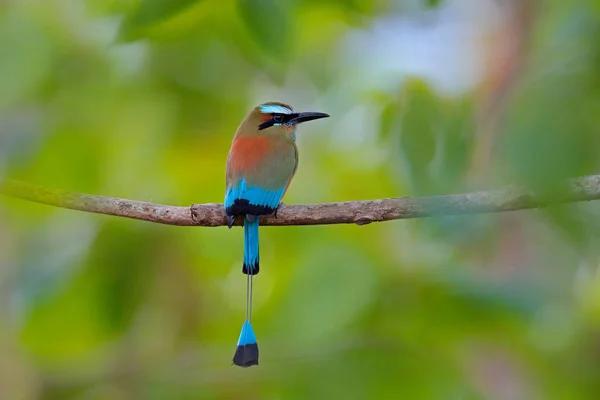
<box><xmin>274</xmin><ymin>202</ymin><xmax>285</xmax><ymax>218</ymax></box>
<box><xmin>190</xmin><ymin>204</ymin><xmax>200</xmax><ymax>224</ymax></box>
<box><xmin>227</xmin><ymin>215</ymin><xmax>236</xmax><ymax>229</ymax></box>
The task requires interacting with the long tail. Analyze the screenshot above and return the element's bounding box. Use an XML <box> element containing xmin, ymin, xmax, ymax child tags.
<box><xmin>243</xmin><ymin>216</ymin><xmax>260</xmax><ymax>275</ymax></box>
<box><xmin>232</xmin><ymin>216</ymin><xmax>259</xmax><ymax>367</ymax></box>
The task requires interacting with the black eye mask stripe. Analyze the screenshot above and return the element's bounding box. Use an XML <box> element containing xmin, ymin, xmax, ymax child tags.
<box><xmin>258</xmin><ymin>113</ymin><xmax>298</xmax><ymax>130</ymax></box>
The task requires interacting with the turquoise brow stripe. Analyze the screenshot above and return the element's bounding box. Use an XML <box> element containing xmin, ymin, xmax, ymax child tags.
<box><xmin>259</xmin><ymin>104</ymin><xmax>292</xmax><ymax>114</ymax></box>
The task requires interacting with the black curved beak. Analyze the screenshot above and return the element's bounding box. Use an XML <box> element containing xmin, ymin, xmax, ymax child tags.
<box><xmin>288</xmin><ymin>111</ymin><xmax>330</xmax><ymax>125</ymax></box>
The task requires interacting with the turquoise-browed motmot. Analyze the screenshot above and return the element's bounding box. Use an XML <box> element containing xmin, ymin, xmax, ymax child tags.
<box><xmin>225</xmin><ymin>102</ymin><xmax>329</xmax><ymax>367</ymax></box>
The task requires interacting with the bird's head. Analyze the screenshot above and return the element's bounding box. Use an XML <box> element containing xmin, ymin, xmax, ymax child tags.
<box><xmin>235</xmin><ymin>102</ymin><xmax>329</xmax><ymax>139</ymax></box>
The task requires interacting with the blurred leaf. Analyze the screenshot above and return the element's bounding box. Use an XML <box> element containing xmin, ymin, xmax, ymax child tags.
<box><xmin>379</xmin><ymin>99</ymin><xmax>401</xmax><ymax>143</ymax></box>
<box><xmin>0</xmin><ymin>11</ymin><xmax>52</xmax><ymax>108</ymax></box>
<box><xmin>398</xmin><ymin>88</ymin><xmax>475</xmax><ymax>197</ymax></box>
<box><xmin>126</xmin><ymin>0</ymin><xmax>201</xmax><ymax>26</ymax></box>
<box><xmin>434</xmin><ymin>267</ymin><xmax>540</xmax><ymax>317</ymax></box>
<box><xmin>502</xmin><ymin>10</ymin><xmax>600</xmax><ymax>195</ymax></box>
<box><xmin>235</xmin><ymin>0</ymin><xmax>294</xmax><ymax>61</ymax></box>
<box><xmin>86</xmin><ymin>0</ymin><xmax>138</xmax><ymax>15</ymax></box>
<box><xmin>272</xmin><ymin>244</ymin><xmax>378</xmax><ymax>348</ymax></box>
<box><xmin>300</xmin><ymin>0</ymin><xmax>380</xmax><ymax>18</ymax></box>
<box><xmin>502</xmin><ymin>80</ymin><xmax>599</xmax><ymax>192</ymax></box>
<box><xmin>425</xmin><ymin>0</ymin><xmax>442</xmax><ymax>7</ymax></box>
<box><xmin>20</xmin><ymin>222</ymin><xmax>163</xmax><ymax>365</ymax></box>
<box><xmin>502</xmin><ymin>87</ymin><xmax>600</xmax><ymax>203</ymax></box>
<box><xmin>540</xmin><ymin>204</ymin><xmax>594</xmax><ymax>250</ymax></box>
<box><xmin>435</xmin><ymin>97</ymin><xmax>474</xmax><ymax>187</ymax></box>
<box><xmin>119</xmin><ymin>0</ymin><xmax>203</xmax><ymax>41</ymax></box>
<box><xmin>10</xmin><ymin>128</ymin><xmax>103</xmax><ymax>193</ymax></box>
<box><xmin>396</xmin><ymin>79</ymin><xmax>439</xmax><ymax>195</ymax></box>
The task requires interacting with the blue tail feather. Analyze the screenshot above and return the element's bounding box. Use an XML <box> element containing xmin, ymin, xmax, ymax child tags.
<box><xmin>243</xmin><ymin>217</ymin><xmax>260</xmax><ymax>275</ymax></box>
<box><xmin>237</xmin><ymin>320</ymin><xmax>257</xmax><ymax>345</ymax></box>
<box><xmin>233</xmin><ymin>320</ymin><xmax>258</xmax><ymax>367</ymax></box>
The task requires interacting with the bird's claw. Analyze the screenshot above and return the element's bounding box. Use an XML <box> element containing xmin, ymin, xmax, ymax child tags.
<box><xmin>190</xmin><ymin>204</ymin><xmax>199</xmax><ymax>224</ymax></box>
<box><xmin>274</xmin><ymin>202</ymin><xmax>285</xmax><ymax>218</ymax></box>
<box><xmin>227</xmin><ymin>215</ymin><xmax>235</xmax><ymax>229</ymax></box>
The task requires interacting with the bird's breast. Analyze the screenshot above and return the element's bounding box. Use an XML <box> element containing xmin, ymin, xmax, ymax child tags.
<box><xmin>227</xmin><ymin>135</ymin><xmax>297</xmax><ymax>189</ymax></box>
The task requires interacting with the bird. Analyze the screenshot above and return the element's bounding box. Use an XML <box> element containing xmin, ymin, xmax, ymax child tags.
<box><xmin>224</xmin><ymin>101</ymin><xmax>329</xmax><ymax>367</ymax></box>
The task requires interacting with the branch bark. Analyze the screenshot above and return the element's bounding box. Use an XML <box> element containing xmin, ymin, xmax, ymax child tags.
<box><xmin>1</xmin><ymin>176</ymin><xmax>600</xmax><ymax>227</ymax></box>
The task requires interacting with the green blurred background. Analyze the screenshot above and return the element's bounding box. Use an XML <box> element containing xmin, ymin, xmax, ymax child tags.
<box><xmin>2</xmin><ymin>0</ymin><xmax>600</xmax><ymax>398</ymax></box>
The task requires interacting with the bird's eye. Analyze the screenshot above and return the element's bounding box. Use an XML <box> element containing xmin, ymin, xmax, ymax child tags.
<box><xmin>273</xmin><ymin>114</ymin><xmax>284</xmax><ymax>123</ymax></box>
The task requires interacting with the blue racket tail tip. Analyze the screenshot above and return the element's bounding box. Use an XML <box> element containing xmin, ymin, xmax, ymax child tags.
<box><xmin>232</xmin><ymin>320</ymin><xmax>259</xmax><ymax>367</ymax></box>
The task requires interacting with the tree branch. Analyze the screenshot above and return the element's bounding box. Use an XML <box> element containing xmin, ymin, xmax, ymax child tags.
<box><xmin>1</xmin><ymin>176</ymin><xmax>600</xmax><ymax>227</ymax></box>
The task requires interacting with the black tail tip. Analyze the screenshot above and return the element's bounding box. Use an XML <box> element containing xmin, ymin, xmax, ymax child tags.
<box><xmin>242</xmin><ymin>261</ymin><xmax>260</xmax><ymax>275</ymax></box>
<box><xmin>232</xmin><ymin>344</ymin><xmax>259</xmax><ymax>367</ymax></box>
